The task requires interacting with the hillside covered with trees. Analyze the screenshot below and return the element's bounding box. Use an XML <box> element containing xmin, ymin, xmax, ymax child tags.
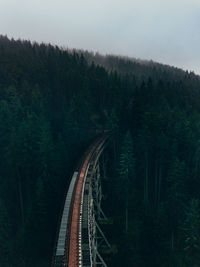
<box><xmin>0</xmin><ymin>35</ymin><xmax>200</xmax><ymax>267</ymax></box>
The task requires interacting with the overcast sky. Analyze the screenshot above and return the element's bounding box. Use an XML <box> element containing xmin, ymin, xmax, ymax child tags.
<box><xmin>0</xmin><ymin>0</ymin><xmax>200</xmax><ymax>74</ymax></box>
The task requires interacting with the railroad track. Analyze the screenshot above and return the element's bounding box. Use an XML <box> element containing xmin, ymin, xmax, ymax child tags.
<box><xmin>52</xmin><ymin>134</ymin><xmax>111</xmax><ymax>267</ymax></box>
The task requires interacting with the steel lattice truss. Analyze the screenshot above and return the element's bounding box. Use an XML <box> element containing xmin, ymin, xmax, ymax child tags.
<box><xmin>52</xmin><ymin>135</ymin><xmax>111</xmax><ymax>267</ymax></box>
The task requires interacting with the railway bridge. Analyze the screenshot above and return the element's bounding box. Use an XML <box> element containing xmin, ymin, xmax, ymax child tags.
<box><xmin>52</xmin><ymin>134</ymin><xmax>111</xmax><ymax>267</ymax></box>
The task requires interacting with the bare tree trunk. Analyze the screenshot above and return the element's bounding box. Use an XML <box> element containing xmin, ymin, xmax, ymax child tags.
<box><xmin>125</xmin><ymin>205</ymin><xmax>128</xmax><ymax>233</ymax></box>
<box><xmin>171</xmin><ymin>231</ymin><xmax>174</xmax><ymax>250</ymax></box>
<box><xmin>17</xmin><ymin>168</ymin><xmax>25</xmax><ymax>225</ymax></box>
<box><xmin>155</xmin><ymin>159</ymin><xmax>158</xmax><ymax>208</ymax></box>
<box><xmin>113</xmin><ymin>135</ymin><xmax>117</xmax><ymax>166</ymax></box>
<box><xmin>144</xmin><ymin>151</ymin><xmax>149</xmax><ymax>203</ymax></box>
<box><xmin>194</xmin><ymin>154</ymin><xmax>199</xmax><ymax>180</ymax></box>
<box><xmin>158</xmin><ymin>166</ymin><xmax>162</xmax><ymax>206</ymax></box>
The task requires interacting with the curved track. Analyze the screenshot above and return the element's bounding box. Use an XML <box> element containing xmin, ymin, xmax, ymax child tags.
<box><xmin>52</xmin><ymin>134</ymin><xmax>110</xmax><ymax>267</ymax></box>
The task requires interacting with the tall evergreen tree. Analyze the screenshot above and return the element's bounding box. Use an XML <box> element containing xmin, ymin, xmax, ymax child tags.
<box><xmin>182</xmin><ymin>199</ymin><xmax>200</xmax><ymax>266</ymax></box>
<box><xmin>0</xmin><ymin>199</ymin><xmax>11</xmax><ymax>266</ymax></box>
<box><xmin>117</xmin><ymin>131</ymin><xmax>135</xmax><ymax>233</ymax></box>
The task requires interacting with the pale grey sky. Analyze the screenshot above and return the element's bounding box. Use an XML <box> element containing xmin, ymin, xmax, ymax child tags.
<box><xmin>0</xmin><ymin>0</ymin><xmax>200</xmax><ymax>74</ymax></box>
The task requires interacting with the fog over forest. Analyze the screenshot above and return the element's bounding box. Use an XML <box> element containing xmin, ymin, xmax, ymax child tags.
<box><xmin>0</xmin><ymin>0</ymin><xmax>199</xmax><ymax>74</ymax></box>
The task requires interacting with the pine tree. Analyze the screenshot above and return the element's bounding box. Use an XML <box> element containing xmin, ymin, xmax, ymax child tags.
<box><xmin>0</xmin><ymin>199</ymin><xmax>11</xmax><ymax>266</ymax></box>
<box><xmin>182</xmin><ymin>199</ymin><xmax>200</xmax><ymax>266</ymax></box>
<box><xmin>167</xmin><ymin>157</ymin><xmax>186</xmax><ymax>247</ymax></box>
<box><xmin>137</xmin><ymin>127</ymin><xmax>151</xmax><ymax>204</ymax></box>
<box><xmin>105</xmin><ymin>108</ymin><xmax>119</xmax><ymax>132</ymax></box>
<box><xmin>118</xmin><ymin>131</ymin><xmax>135</xmax><ymax>233</ymax></box>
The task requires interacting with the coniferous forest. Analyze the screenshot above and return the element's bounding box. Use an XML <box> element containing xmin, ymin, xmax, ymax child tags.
<box><xmin>1</xmin><ymin>35</ymin><xmax>200</xmax><ymax>266</ymax></box>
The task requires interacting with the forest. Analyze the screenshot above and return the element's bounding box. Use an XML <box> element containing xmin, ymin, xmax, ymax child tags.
<box><xmin>0</xmin><ymin>35</ymin><xmax>200</xmax><ymax>267</ymax></box>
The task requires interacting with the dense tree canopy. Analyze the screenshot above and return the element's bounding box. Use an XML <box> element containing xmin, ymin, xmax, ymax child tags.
<box><xmin>0</xmin><ymin>35</ymin><xmax>200</xmax><ymax>266</ymax></box>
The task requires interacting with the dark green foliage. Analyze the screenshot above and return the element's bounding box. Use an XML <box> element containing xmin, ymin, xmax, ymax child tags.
<box><xmin>0</xmin><ymin>200</ymin><xmax>11</xmax><ymax>266</ymax></box>
<box><xmin>0</xmin><ymin>35</ymin><xmax>200</xmax><ymax>266</ymax></box>
<box><xmin>181</xmin><ymin>199</ymin><xmax>200</xmax><ymax>266</ymax></box>
<box><xmin>117</xmin><ymin>131</ymin><xmax>135</xmax><ymax>232</ymax></box>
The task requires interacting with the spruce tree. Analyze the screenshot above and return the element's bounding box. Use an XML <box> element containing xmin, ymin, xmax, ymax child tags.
<box><xmin>182</xmin><ymin>199</ymin><xmax>200</xmax><ymax>266</ymax></box>
<box><xmin>117</xmin><ymin>131</ymin><xmax>135</xmax><ymax>233</ymax></box>
<box><xmin>0</xmin><ymin>199</ymin><xmax>11</xmax><ymax>266</ymax></box>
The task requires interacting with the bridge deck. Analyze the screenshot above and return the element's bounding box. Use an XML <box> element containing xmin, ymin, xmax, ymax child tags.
<box><xmin>52</xmin><ymin>134</ymin><xmax>109</xmax><ymax>267</ymax></box>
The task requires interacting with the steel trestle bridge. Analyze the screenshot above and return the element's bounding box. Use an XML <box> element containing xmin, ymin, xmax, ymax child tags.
<box><xmin>52</xmin><ymin>134</ymin><xmax>111</xmax><ymax>267</ymax></box>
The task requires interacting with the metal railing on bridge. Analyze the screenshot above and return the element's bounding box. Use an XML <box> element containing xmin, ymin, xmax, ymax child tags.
<box><xmin>52</xmin><ymin>134</ymin><xmax>111</xmax><ymax>267</ymax></box>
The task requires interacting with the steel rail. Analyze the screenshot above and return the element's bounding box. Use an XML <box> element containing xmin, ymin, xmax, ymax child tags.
<box><xmin>52</xmin><ymin>134</ymin><xmax>110</xmax><ymax>267</ymax></box>
<box><xmin>68</xmin><ymin>135</ymin><xmax>109</xmax><ymax>266</ymax></box>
